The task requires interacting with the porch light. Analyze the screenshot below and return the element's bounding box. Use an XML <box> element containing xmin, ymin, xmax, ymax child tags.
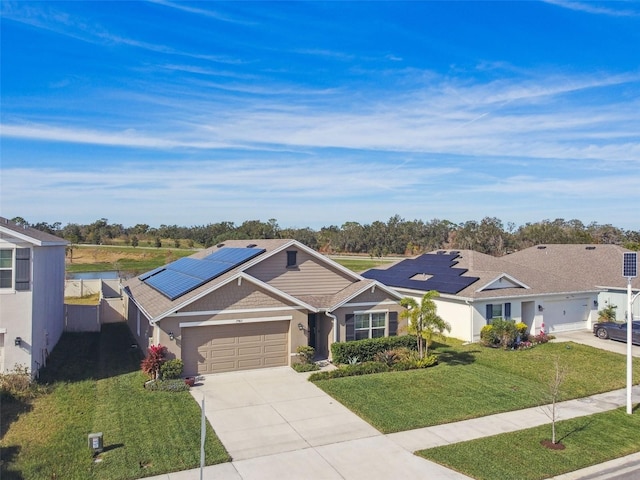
<box><xmin>538</xmin><ymin>305</ymin><xmax>544</xmax><ymax>312</ymax></box>
<box><xmin>14</xmin><ymin>336</ymin><xmax>22</xmax><ymax>346</ymax></box>
<box><xmin>168</xmin><ymin>331</ymin><xmax>175</xmax><ymax>341</ymax></box>
<box><xmin>593</xmin><ymin>300</ymin><xmax>598</xmax><ymax>308</ymax></box>
<box><xmin>298</xmin><ymin>323</ymin><xmax>304</xmax><ymax>331</ymax></box>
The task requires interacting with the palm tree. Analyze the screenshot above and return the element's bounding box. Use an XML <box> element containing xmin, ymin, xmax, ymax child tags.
<box><xmin>400</xmin><ymin>290</ymin><xmax>450</xmax><ymax>358</ymax></box>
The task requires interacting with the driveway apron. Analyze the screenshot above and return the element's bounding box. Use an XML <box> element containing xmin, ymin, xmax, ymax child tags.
<box><xmin>190</xmin><ymin>367</ymin><xmax>380</xmax><ymax>460</ymax></box>
<box><xmin>190</xmin><ymin>366</ymin><xmax>470</xmax><ymax>479</ymax></box>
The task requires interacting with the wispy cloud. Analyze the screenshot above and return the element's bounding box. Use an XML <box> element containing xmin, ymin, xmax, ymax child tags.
<box><xmin>544</xmin><ymin>0</ymin><xmax>640</xmax><ymax>17</ymax></box>
<box><xmin>1</xmin><ymin>2</ymin><xmax>243</xmax><ymax>64</ymax></box>
<box><xmin>148</xmin><ymin>0</ymin><xmax>252</xmax><ymax>25</ymax></box>
<box><xmin>3</xmin><ymin>71</ymin><xmax>639</xmax><ymax>163</ymax></box>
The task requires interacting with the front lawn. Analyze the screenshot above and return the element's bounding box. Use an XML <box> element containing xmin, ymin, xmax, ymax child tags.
<box><xmin>312</xmin><ymin>341</ymin><xmax>640</xmax><ymax>433</ymax></box>
<box><xmin>418</xmin><ymin>406</ymin><xmax>640</xmax><ymax>480</ymax></box>
<box><xmin>0</xmin><ymin>324</ymin><xmax>230</xmax><ymax>480</ymax></box>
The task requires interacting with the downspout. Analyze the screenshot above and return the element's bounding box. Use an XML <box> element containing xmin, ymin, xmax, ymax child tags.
<box><xmin>326</xmin><ymin>312</ymin><xmax>338</xmax><ymax>361</ymax></box>
<box><xmin>465</xmin><ymin>300</ymin><xmax>473</xmax><ymax>343</ymax></box>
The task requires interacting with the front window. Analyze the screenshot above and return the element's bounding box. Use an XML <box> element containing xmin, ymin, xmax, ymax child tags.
<box><xmin>355</xmin><ymin>312</ymin><xmax>386</xmax><ymax>340</ymax></box>
<box><xmin>0</xmin><ymin>250</ymin><xmax>13</xmax><ymax>289</ymax></box>
<box><xmin>486</xmin><ymin>302</ymin><xmax>511</xmax><ymax>322</ymax></box>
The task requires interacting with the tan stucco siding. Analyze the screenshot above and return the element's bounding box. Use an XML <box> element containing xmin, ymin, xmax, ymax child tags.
<box><xmin>181</xmin><ymin>280</ymin><xmax>297</xmax><ymax>312</ymax></box>
<box><xmin>247</xmin><ymin>249</ymin><xmax>354</xmax><ymax>296</ymax></box>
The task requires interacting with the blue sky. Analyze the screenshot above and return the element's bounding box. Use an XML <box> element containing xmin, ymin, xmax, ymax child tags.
<box><xmin>1</xmin><ymin>1</ymin><xmax>639</xmax><ymax>230</ymax></box>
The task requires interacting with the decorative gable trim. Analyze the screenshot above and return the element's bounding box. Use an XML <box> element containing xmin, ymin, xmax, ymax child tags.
<box><xmin>476</xmin><ymin>273</ymin><xmax>530</xmax><ymax>292</ymax></box>
<box><xmin>329</xmin><ymin>280</ymin><xmax>403</xmax><ymax>312</ymax></box>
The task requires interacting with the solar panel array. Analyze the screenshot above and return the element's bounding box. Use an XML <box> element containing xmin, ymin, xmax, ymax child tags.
<box><xmin>362</xmin><ymin>252</ymin><xmax>479</xmax><ymax>294</ymax></box>
<box><xmin>139</xmin><ymin>247</ymin><xmax>266</xmax><ymax>300</ymax></box>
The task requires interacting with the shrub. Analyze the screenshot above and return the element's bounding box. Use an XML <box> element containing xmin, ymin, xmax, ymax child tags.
<box><xmin>373</xmin><ymin>349</ymin><xmax>399</xmax><ymax>367</ymax></box>
<box><xmin>292</xmin><ymin>362</ymin><xmax>320</xmax><ymax>372</ymax></box>
<box><xmin>331</xmin><ymin>335</ymin><xmax>417</xmax><ymax>364</ymax></box>
<box><xmin>160</xmin><ymin>358</ymin><xmax>184</xmax><ymax>379</ymax></box>
<box><xmin>145</xmin><ymin>379</ymin><xmax>190</xmax><ymax>392</ymax></box>
<box><xmin>141</xmin><ymin>344</ymin><xmax>167</xmax><ymax>379</ymax></box>
<box><xmin>309</xmin><ymin>354</ymin><xmax>438</xmax><ymax>381</ymax></box>
<box><xmin>515</xmin><ymin>322</ymin><xmax>529</xmax><ymax>338</ymax></box>
<box><xmin>0</xmin><ymin>364</ymin><xmax>44</xmax><ymax>401</ymax></box>
<box><xmin>296</xmin><ymin>345</ymin><xmax>316</xmax><ymax>364</ymax></box>
<box><xmin>598</xmin><ymin>304</ymin><xmax>617</xmax><ymax>322</ymax></box>
<box><xmin>309</xmin><ymin>361</ymin><xmax>389</xmax><ymax>380</ymax></box>
<box><xmin>481</xmin><ymin>319</ymin><xmax>521</xmax><ymax>349</ymax></box>
<box><xmin>480</xmin><ymin>325</ymin><xmax>499</xmax><ymax>347</ymax></box>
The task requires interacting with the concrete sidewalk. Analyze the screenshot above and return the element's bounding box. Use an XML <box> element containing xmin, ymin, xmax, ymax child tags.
<box><xmin>387</xmin><ymin>384</ymin><xmax>640</xmax><ymax>451</ymax></box>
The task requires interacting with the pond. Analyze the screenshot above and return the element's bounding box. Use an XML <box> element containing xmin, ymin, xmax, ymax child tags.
<box><xmin>67</xmin><ymin>270</ymin><xmax>120</xmax><ymax>280</ymax></box>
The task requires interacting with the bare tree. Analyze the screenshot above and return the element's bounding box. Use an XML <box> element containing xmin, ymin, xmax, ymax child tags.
<box><xmin>540</xmin><ymin>356</ymin><xmax>568</xmax><ymax>445</ymax></box>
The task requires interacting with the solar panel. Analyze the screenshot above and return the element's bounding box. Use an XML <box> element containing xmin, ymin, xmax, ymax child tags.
<box><xmin>623</xmin><ymin>252</ymin><xmax>637</xmax><ymax>278</ymax></box>
<box><xmin>203</xmin><ymin>247</ymin><xmax>264</xmax><ymax>265</ymax></box>
<box><xmin>139</xmin><ymin>247</ymin><xmax>266</xmax><ymax>300</ymax></box>
<box><xmin>138</xmin><ymin>266</ymin><xmax>164</xmax><ymax>281</ymax></box>
<box><xmin>363</xmin><ymin>252</ymin><xmax>479</xmax><ymax>294</ymax></box>
<box><xmin>145</xmin><ymin>270</ymin><xmax>203</xmax><ymax>301</ymax></box>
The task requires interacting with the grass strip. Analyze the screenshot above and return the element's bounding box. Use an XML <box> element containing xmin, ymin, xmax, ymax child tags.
<box><xmin>313</xmin><ymin>342</ymin><xmax>640</xmax><ymax>433</ymax></box>
<box><xmin>418</xmin><ymin>406</ymin><xmax>640</xmax><ymax>480</ymax></box>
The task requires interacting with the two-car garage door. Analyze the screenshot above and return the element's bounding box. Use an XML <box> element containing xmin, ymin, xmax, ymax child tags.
<box><xmin>182</xmin><ymin>320</ymin><xmax>289</xmax><ymax>375</ymax></box>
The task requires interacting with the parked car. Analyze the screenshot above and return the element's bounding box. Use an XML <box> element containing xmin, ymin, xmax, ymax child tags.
<box><xmin>593</xmin><ymin>321</ymin><xmax>640</xmax><ymax>346</ymax></box>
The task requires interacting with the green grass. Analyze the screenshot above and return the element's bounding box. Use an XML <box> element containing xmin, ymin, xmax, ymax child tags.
<box><xmin>331</xmin><ymin>257</ymin><xmax>394</xmax><ymax>273</ymax></box>
<box><xmin>418</xmin><ymin>406</ymin><xmax>640</xmax><ymax>480</ymax></box>
<box><xmin>313</xmin><ymin>341</ymin><xmax>640</xmax><ymax>433</ymax></box>
<box><xmin>65</xmin><ymin>293</ymin><xmax>101</xmax><ymax>305</ymax></box>
<box><xmin>0</xmin><ymin>324</ymin><xmax>230</xmax><ymax>479</ymax></box>
<box><xmin>66</xmin><ymin>245</ymin><xmax>193</xmax><ymax>274</ymax></box>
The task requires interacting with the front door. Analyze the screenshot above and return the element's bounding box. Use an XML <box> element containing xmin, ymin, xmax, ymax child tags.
<box><xmin>308</xmin><ymin>313</ymin><xmax>317</xmax><ymax>349</ymax></box>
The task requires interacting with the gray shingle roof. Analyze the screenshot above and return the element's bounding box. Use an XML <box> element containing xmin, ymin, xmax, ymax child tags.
<box><xmin>503</xmin><ymin>244</ymin><xmax>640</xmax><ymax>290</ymax></box>
<box><xmin>0</xmin><ymin>217</ymin><xmax>68</xmax><ymax>246</ymax></box>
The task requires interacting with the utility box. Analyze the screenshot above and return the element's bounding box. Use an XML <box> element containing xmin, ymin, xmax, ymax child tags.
<box><xmin>88</xmin><ymin>432</ymin><xmax>104</xmax><ymax>453</ymax></box>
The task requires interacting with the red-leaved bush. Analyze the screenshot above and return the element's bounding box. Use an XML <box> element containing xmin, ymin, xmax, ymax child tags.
<box><xmin>141</xmin><ymin>344</ymin><xmax>167</xmax><ymax>379</ymax></box>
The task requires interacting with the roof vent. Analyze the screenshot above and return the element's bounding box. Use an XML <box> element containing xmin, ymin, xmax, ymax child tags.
<box><xmin>537</xmin><ymin>246</ymin><xmax>547</xmax><ymax>250</ymax></box>
<box><xmin>436</xmin><ymin>250</ymin><xmax>446</xmax><ymax>255</ymax></box>
<box><xmin>586</xmin><ymin>246</ymin><xmax>596</xmax><ymax>250</ymax></box>
<box><xmin>246</xmin><ymin>243</ymin><xmax>257</xmax><ymax>248</ymax></box>
<box><xmin>216</xmin><ymin>243</ymin><xmax>225</xmax><ymax>248</ymax></box>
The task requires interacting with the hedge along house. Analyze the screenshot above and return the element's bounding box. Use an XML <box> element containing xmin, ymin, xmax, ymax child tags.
<box><xmin>0</xmin><ymin>217</ymin><xmax>68</xmax><ymax>377</ymax></box>
<box><xmin>123</xmin><ymin>239</ymin><xmax>405</xmax><ymax>375</ymax></box>
<box><xmin>363</xmin><ymin>249</ymin><xmax>601</xmax><ymax>343</ymax></box>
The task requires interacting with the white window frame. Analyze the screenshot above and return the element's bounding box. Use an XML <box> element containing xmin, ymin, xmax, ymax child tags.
<box><xmin>490</xmin><ymin>304</ymin><xmax>503</xmax><ymax>320</ymax></box>
<box><xmin>354</xmin><ymin>310</ymin><xmax>387</xmax><ymax>340</ymax></box>
<box><xmin>0</xmin><ymin>249</ymin><xmax>13</xmax><ymax>290</ymax></box>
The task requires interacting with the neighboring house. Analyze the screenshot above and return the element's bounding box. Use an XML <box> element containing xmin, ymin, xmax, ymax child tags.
<box><xmin>123</xmin><ymin>239</ymin><xmax>405</xmax><ymax>375</ymax></box>
<box><xmin>363</xmin><ymin>249</ymin><xmax>602</xmax><ymax>342</ymax></box>
<box><xmin>0</xmin><ymin>217</ymin><xmax>68</xmax><ymax>377</ymax></box>
<box><xmin>504</xmin><ymin>244</ymin><xmax>640</xmax><ymax>323</ymax></box>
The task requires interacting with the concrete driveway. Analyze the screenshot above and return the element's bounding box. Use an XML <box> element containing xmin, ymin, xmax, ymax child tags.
<box><xmin>553</xmin><ymin>329</ymin><xmax>640</xmax><ymax>357</ymax></box>
<box><xmin>189</xmin><ymin>366</ymin><xmax>469</xmax><ymax>479</ymax></box>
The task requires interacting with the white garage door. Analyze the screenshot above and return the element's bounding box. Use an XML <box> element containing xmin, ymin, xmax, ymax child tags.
<box><xmin>182</xmin><ymin>320</ymin><xmax>289</xmax><ymax>375</ymax></box>
<box><xmin>544</xmin><ymin>298</ymin><xmax>589</xmax><ymax>333</ymax></box>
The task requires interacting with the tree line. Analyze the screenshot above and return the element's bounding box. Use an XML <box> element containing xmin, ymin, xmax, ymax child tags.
<box><xmin>11</xmin><ymin>215</ymin><xmax>640</xmax><ymax>257</ymax></box>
